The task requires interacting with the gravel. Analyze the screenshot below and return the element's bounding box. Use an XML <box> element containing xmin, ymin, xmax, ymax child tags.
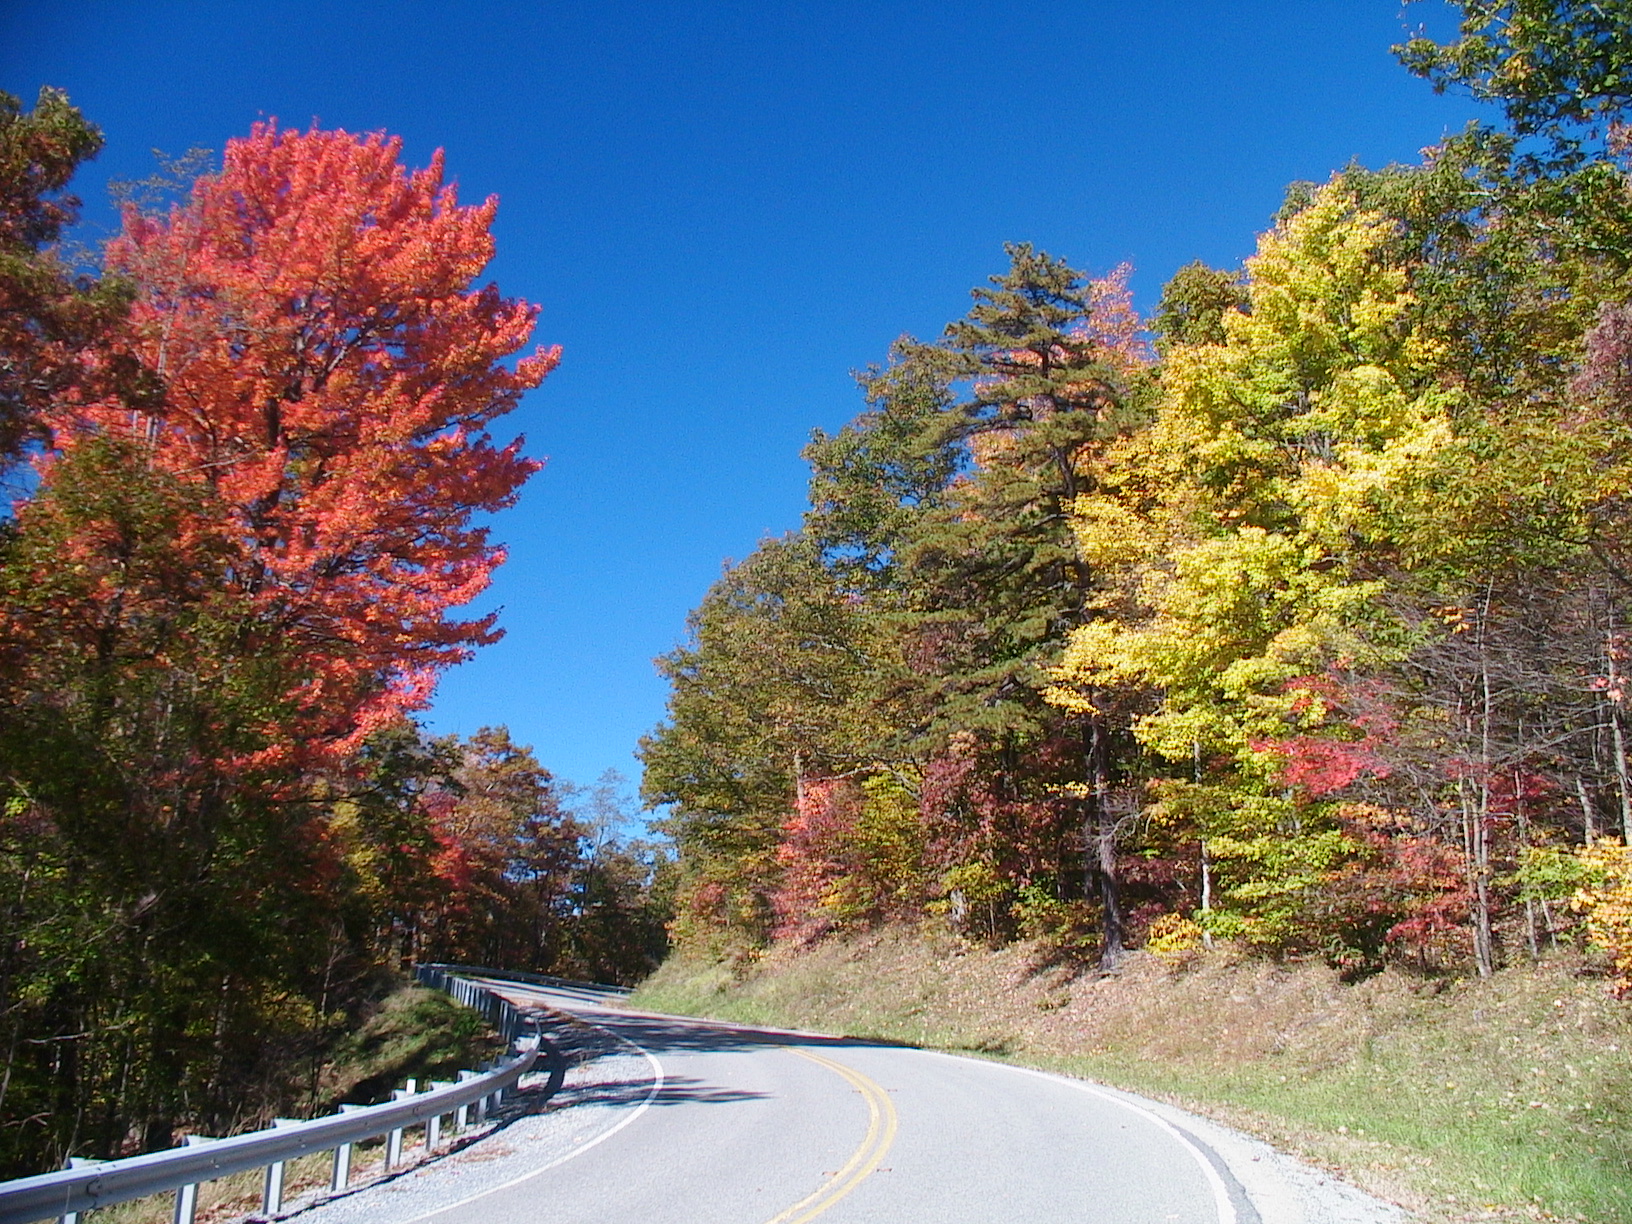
<box><xmin>1121</xmin><ymin>1091</ymin><xmax>1407</xmax><ymax>1224</ymax></box>
<box><xmin>270</xmin><ymin>1009</ymin><xmax>656</xmax><ymax>1224</ymax></box>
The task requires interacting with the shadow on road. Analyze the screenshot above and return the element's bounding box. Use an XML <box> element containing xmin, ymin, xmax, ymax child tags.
<box><xmin>552</xmin><ymin>1073</ymin><xmax>766</xmax><ymax>1108</ymax></box>
<box><xmin>569</xmin><ymin>1010</ymin><xmax>918</xmax><ymax>1056</ymax></box>
<box><xmin>473</xmin><ymin>993</ymin><xmax>918</xmax><ymax>1121</ymax></box>
<box><xmin>518</xmin><ymin>998</ymin><xmax>913</xmax><ymax>1057</ymax></box>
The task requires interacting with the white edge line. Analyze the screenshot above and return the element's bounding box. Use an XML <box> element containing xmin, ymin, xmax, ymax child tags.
<box><xmin>920</xmin><ymin>1050</ymin><xmax>1239</xmax><ymax>1224</ymax></box>
<box><xmin>546</xmin><ymin>996</ymin><xmax>1238</xmax><ymax>1223</ymax></box>
<box><xmin>413</xmin><ymin>988</ymin><xmax>1235</xmax><ymax>1224</ymax></box>
<box><xmin>392</xmin><ymin>1007</ymin><xmax>666</xmax><ymax>1224</ymax></box>
<box><xmin>567</xmin><ymin>997</ymin><xmax>1238</xmax><ymax>1224</ymax></box>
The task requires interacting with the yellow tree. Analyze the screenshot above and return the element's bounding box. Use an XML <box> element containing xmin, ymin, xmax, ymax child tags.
<box><xmin>1048</xmin><ymin>182</ymin><xmax>1459</xmax><ymax>956</ymax></box>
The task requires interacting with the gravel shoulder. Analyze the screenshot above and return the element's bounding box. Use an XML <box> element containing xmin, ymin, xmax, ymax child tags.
<box><xmin>275</xmin><ymin>1008</ymin><xmax>655</xmax><ymax>1224</ymax></box>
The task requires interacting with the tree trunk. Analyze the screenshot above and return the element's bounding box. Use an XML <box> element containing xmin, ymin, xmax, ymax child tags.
<box><xmin>1199</xmin><ymin>840</ymin><xmax>1215</xmax><ymax>949</ymax></box>
<box><xmin>1462</xmin><ymin>776</ymin><xmax>1495</xmax><ymax>977</ymax></box>
<box><xmin>1085</xmin><ymin>718</ymin><xmax>1123</xmax><ymax>971</ymax></box>
<box><xmin>1578</xmin><ymin>776</ymin><xmax>1599</xmax><ymax>846</ymax></box>
<box><xmin>1612</xmin><ymin>701</ymin><xmax>1632</xmax><ymax>842</ymax></box>
<box><xmin>1466</xmin><ymin>587</ymin><xmax>1496</xmax><ymax>978</ymax></box>
<box><xmin>1605</xmin><ymin>624</ymin><xmax>1632</xmax><ymax>841</ymax></box>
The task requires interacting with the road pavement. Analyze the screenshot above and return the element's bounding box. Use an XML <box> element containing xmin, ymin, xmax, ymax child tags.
<box><xmin>288</xmin><ymin>979</ymin><xmax>1400</xmax><ymax>1224</ymax></box>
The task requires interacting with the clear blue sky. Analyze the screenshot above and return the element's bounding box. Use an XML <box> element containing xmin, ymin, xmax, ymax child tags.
<box><xmin>1</xmin><ymin>1</ymin><xmax>1483</xmax><ymax>796</ymax></box>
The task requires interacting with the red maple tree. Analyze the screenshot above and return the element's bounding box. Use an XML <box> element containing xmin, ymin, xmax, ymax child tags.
<box><xmin>46</xmin><ymin>122</ymin><xmax>557</xmax><ymax>763</ymax></box>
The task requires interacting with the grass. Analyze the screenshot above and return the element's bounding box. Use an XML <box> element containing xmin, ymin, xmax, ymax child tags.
<box><xmin>322</xmin><ymin>984</ymin><xmax>503</xmax><ymax>1105</ymax></box>
<box><xmin>630</xmin><ymin>929</ymin><xmax>1632</xmax><ymax>1224</ymax></box>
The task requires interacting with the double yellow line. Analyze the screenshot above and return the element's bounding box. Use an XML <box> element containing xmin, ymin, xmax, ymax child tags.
<box><xmin>761</xmin><ymin>1048</ymin><xmax>899</xmax><ymax>1224</ymax></box>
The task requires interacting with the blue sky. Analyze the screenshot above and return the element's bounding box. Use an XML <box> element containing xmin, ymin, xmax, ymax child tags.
<box><xmin>1</xmin><ymin>1</ymin><xmax>1484</xmax><ymax>797</ymax></box>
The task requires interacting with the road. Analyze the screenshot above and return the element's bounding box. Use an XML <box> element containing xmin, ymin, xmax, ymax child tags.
<box><xmin>329</xmin><ymin>977</ymin><xmax>1265</xmax><ymax>1224</ymax></box>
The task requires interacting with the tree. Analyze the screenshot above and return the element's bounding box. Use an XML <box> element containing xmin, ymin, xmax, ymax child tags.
<box><xmin>0</xmin><ymin>87</ymin><xmax>150</xmax><ymax>483</ymax></box>
<box><xmin>649</xmin><ymin>248</ymin><xmax>1153</xmax><ymax>964</ymax></box>
<box><xmin>432</xmin><ymin>727</ymin><xmax>584</xmax><ymax>970</ymax></box>
<box><xmin>55</xmin><ymin>122</ymin><xmax>557</xmax><ymax>764</ymax></box>
<box><xmin>1151</xmin><ymin>260</ymin><xmax>1247</xmax><ymax>350</ymax></box>
<box><xmin>1397</xmin><ymin>0</ymin><xmax>1632</xmax><ymax>169</ymax></box>
<box><xmin>0</xmin><ymin>121</ymin><xmax>557</xmax><ymax>1171</ymax></box>
<box><xmin>886</xmin><ymin>248</ymin><xmax>1149</xmax><ymax>968</ymax></box>
<box><xmin>1048</xmin><ymin>182</ymin><xmax>1460</xmax><ymax>960</ymax></box>
<box><xmin>641</xmin><ymin>535</ymin><xmax>894</xmax><ymax>952</ymax></box>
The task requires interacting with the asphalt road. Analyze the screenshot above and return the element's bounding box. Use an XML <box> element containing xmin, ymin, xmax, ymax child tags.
<box><xmin>377</xmin><ymin>979</ymin><xmax>1253</xmax><ymax>1224</ymax></box>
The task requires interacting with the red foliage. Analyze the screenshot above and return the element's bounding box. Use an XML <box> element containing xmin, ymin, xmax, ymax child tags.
<box><xmin>1311</xmin><ymin>808</ymin><xmax>1471</xmax><ymax>970</ymax></box>
<box><xmin>1079</xmin><ymin>263</ymin><xmax>1154</xmax><ymax>377</ymax></box>
<box><xmin>1377</xmin><ymin>831</ymin><xmax>1470</xmax><ymax>954</ymax></box>
<box><xmin>918</xmin><ymin>731</ymin><xmax>1072</xmax><ymax>882</ymax></box>
<box><xmin>1258</xmin><ymin>674</ymin><xmax>1397</xmax><ymax>797</ymax></box>
<box><xmin>1273</xmin><ymin>735</ymin><xmax>1393</xmax><ymax>796</ymax></box>
<box><xmin>47</xmin><ymin>123</ymin><xmax>555</xmax><ymax>767</ymax></box>
<box><xmin>772</xmin><ymin>778</ymin><xmax>862</xmax><ymax>941</ymax></box>
<box><xmin>1574</xmin><ymin>301</ymin><xmax>1632</xmax><ymax>409</ymax></box>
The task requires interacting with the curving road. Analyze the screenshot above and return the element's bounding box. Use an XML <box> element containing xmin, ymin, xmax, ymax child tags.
<box><xmin>295</xmin><ymin>978</ymin><xmax>1397</xmax><ymax>1224</ymax></box>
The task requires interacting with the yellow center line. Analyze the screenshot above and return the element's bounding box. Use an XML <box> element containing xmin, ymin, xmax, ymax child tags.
<box><xmin>760</xmin><ymin>1048</ymin><xmax>899</xmax><ymax>1224</ymax></box>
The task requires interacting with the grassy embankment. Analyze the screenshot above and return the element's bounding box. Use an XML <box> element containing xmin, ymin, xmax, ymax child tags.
<box><xmin>631</xmin><ymin>930</ymin><xmax>1632</xmax><ymax>1224</ymax></box>
<box><xmin>85</xmin><ymin>983</ymin><xmax>500</xmax><ymax>1224</ymax></box>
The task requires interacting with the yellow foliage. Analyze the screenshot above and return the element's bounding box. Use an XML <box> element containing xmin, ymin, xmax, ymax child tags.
<box><xmin>1144</xmin><ymin>912</ymin><xmax>1207</xmax><ymax>966</ymax></box>
<box><xmin>1048</xmin><ymin>178</ymin><xmax>1447</xmax><ymax>768</ymax></box>
<box><xmin>1069</xmin><ymin>493</ymin><xmax>1156</xmax><ymax>573</ymax></box>
<box><xmin>1574</xmin><ymin>841</ymin><xmax>1632</xmax><ymax>997</ymax></box>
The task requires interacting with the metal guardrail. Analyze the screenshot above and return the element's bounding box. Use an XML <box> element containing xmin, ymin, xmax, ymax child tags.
<box><xmin>415</xmin><ymin>962</ymin><xmax>632</xmax><ymax>998</ymax></box>
<box><xmin>0</xmin><ymin>971</ymin><xmax>539</xmax><ymax>1224</ymax></box>
<box><xmin>412</xmin><ymin>965</ymin><xmax>536</xmax><ymax>1041</ymax></box>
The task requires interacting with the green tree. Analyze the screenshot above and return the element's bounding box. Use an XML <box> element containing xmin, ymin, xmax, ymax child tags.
<box><xmin>0</xmin><ymin>437</ymin><xmax>340</xmax><ymax>1169</ymax></box>
<box><xmin>876</xmin><ymin>246</ymin><xmax>1149</xmax><ymax>967</ymax></box>
<box><xmin>641</xmin><ymin>534</ymin><xmax>894</xmax><ymax>952</ymax></box>
<box><xmin>1397</xmin><ymin>0</ymin><xmax>1632</xmax><ymax>169</ymax></box>
<box><xmin>1151</xmin><ymin>260</ymin><xmax>1248</xmax><ymax>350</ymax></box>
<box><xmin>0</xmin><ymin>87</ymin><xmax>152</xmax><ymax>477</ymax></box>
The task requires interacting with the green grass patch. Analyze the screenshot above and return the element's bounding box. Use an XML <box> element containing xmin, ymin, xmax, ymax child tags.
<box><xmin>323</xmin><ymin>983</ymin><xmax>503</xmax><ymax>1105</ymax></box>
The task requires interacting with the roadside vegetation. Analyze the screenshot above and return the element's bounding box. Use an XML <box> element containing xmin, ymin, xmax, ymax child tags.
<box><xmin>633</xmin><ymin>930</ymin><xmax>1632</xmax><ymax>1224</ymax></box>
<box><xmin>0</xmin><ymin>94</ymin><xmax>669</xmax><ymax>1177</ymax></box>
<box><xmin>642</xmin><ymin>4</ymin><xmax>1632</xmax><ymax>1005</ymax></box>
<box><xmin>627</xmin><ymin>24</ymin><xmax>1632</xmax><ymax>1221</ymax></box>
<box><xmin>80</xmin><ymin>979</ymin><xmax>499</xmax><ymax>1224</ymax></box>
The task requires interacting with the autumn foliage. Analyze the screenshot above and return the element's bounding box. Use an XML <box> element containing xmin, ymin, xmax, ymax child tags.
<box><xmin>45</xmin><ymin>123</ymin><xmax>557</xmax><ymax>761</ymax></box>
<box><xmin>645</xmin><ymin>3</ymin><xmax>1632</xmax><ymax>1012</ymax></box>
<box><xmin>0</xmin><ymin>101</ymin><xmax>670</xmax><ymax>1180</ymax></box>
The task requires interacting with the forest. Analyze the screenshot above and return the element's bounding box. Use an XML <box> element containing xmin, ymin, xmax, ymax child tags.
<box><xmin>0</xmin><ymin>105</ymin><xmax>668</xmax><ymax>1175</ymax></box>
<box><xmin>641</xmin><ymin>3</ymin><xmax>1632</xmax><ymax>994</ymax></box>
<box><xmin>10</xmin><ymin>0</ymin><xmax>1632</xmax><ymax>1193</ymax></box>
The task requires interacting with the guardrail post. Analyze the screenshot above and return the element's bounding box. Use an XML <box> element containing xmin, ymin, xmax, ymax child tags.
<box><xmin>385</xmin><ymin>1081</ymin><xmax>416</xmax><ymax>1169</ymax></box>
<box><xmin>332</xmin><ymin>1104</ymin><xmax>367</xmax><ymax>1191</ymax></box>
<box><xmin>426</xmin><ymin>1083</ymin><xmax>454</xmax><ymax>1150</ymax></box>
<box><xmin>456</xmin><ymin>1070</ymin><xmax>480</xmax><ymax>1130</ymax></box>
<box><xmin>59</xmin><ymin>1157</ymin><xmax>101</xmax><ymax>1224</ymax></box>
<box><xmin>172</xmin><ymin>1136</ymin><xmax>216</xmax><ymax>1224</ymax></box>
<box><xmin>261</xmin><ymin>1119</ymin><xmax>302</xmax><ymax>1215</ymax></box>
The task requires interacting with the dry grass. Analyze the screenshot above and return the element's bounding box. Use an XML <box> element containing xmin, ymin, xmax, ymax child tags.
<box><xmin>83</xmin><ymin>1137</ymin><xmax>400</xmax><ymax>1224</ymax></box>
<box><xmin>632</xmin><ymin>928</ymin><xmax>1632</xmax><ymax>1224</ymax></box>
